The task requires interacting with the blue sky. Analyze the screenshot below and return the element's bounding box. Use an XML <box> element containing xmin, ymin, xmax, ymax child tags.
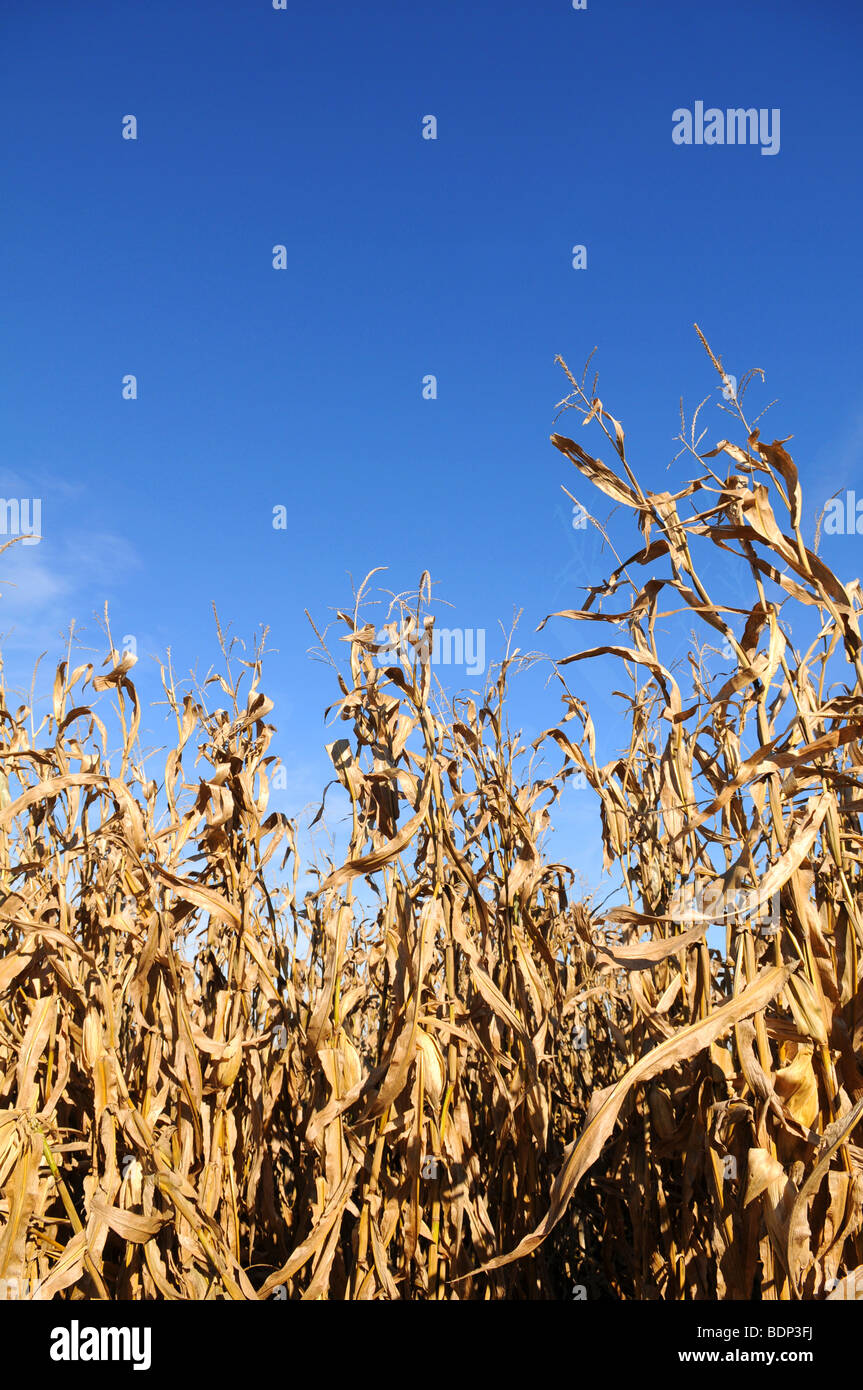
<box><xmin>1</xmin><ymin>0</ymin><xmax>862</xmax><ymax>896</ymax></box>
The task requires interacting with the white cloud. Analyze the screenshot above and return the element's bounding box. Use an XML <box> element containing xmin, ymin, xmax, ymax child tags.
<box><xmin>0</xmin><ymin>529</ymin><xmax>141</xmax><ymax>677</ymax></box>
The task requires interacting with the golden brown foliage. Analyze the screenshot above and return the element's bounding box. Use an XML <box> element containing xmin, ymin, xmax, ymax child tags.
<box><xmin>1</xmin><ymin>343</ymin><xmax>862</xmax><ymax>1299</ymax></box>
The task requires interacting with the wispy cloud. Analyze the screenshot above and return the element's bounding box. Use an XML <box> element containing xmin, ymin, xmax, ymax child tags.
<box><xmin>0</xmin><ymin>529</ymin><xmax>142</xmax><ymax>676</ymax></box>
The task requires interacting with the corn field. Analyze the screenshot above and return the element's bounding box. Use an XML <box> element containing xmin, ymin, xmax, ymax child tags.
<box><xmin>2</xmin><ymin>345</ymin><xmax>862</xmax><ymax>1301</ymax></box>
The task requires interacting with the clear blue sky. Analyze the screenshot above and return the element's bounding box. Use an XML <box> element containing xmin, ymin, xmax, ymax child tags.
<box><xmin>1</xmin><ymin>0</ymin><xmax>862</xmax><ymax>893</ymax></box>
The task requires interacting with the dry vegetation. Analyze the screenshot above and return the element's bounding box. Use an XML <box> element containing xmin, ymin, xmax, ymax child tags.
<box><xmin>1</xmin><ymin>340</ymin><xmax>863</xmax><ymax>1300</ymax></box>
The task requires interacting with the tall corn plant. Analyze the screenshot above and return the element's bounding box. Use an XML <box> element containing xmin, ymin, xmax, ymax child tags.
<box><xmin>511</xmin><ymin>336</ymin><xmax>863</xmax><ymax>1299</ymax></box>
